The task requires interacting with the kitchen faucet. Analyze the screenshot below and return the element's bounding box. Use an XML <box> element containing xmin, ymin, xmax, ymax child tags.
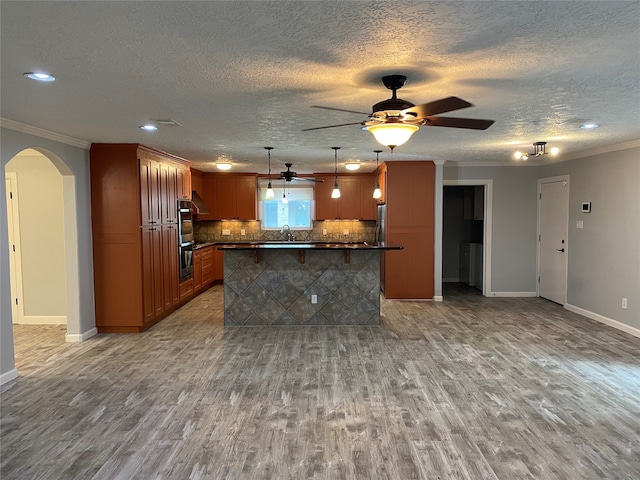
<box><xmin>281</xmin><ymin>224</ymin><xmax>295</xmax><ymax>241</ymax></box>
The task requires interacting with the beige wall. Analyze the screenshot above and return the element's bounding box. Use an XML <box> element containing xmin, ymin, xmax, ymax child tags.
<box><xmin>5</xmin><ymin>149</ymin><xmax>67</xmax><ymax>321</ymax></box>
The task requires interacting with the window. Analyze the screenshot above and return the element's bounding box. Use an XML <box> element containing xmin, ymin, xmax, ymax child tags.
<box><xmin>258</xmin><ymin>180</ymin><xmax>314</xmax><ymax>230</ymax></box>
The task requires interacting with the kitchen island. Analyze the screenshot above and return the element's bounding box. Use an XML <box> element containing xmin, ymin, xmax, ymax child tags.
<box><xmin>217</xmin><ymin>242</ymin><xmax>402</xmax><ymax>326</ymax></box>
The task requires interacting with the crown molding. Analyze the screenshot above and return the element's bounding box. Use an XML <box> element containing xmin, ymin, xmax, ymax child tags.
<box><xmin>559</xmin><ymin>139</ymin><xmax>640</xmax><ymax>162</ymax></box>
<box><xmin>0</xmin><ymin>118</ymin><xmax>90</xmax><ymax>149</ymax></box>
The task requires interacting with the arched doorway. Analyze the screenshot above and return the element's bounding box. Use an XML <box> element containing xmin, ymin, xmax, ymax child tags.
<box><xmin>4</xmin><ymin>148</ymin><xmax>85</xmax><ymax>371</ymax></box>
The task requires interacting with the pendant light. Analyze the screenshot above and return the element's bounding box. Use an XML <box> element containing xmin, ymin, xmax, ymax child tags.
<box><xmin>281</xmin><ymin>178</ymin><xmax>288</xmax><ymax>204</ymax></box>
<box><xmin>264</xmin><ymin>147</ymin><xmax>275</xmax><ymax>199</ymax></box>
<box><xmin>372</xmin><ymin>149</ymin><xmax>382</xmax><ymax>199</ymax></box>
<box><xmin>331</xmin><ymin>147</ymin><xmax>341</xmax><ymax>199</ymax></box>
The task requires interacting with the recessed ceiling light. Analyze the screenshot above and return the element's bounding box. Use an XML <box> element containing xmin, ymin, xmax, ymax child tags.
<box><xmin>345</xmin><ymin>162</ymin><xmax>360</xmax><ymax>170</ymax></box>
<box><xmin>580</xmin><ymin>123</ymin><xmax>599</xmax><ymax>130</ymax></box>
<box><xmin>216</xmin><ymin>162</ymin><xmax>232</xmax><ymax>170</ymax></box>
<box><xmin>23</xmin><ymin>72</ymin><xmax>56</xmax><ymax>82</ymax></box>
<box><xmin>139</xmin><ymin>124</ymin><xmax>158</xmax><ymax>132</ymax></box>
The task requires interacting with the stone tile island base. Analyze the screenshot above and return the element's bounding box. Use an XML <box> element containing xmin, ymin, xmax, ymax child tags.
<box><xmin>223</xmin><ymin>249</ymin><xmax>381</xmax><ymax>326</ymax></box>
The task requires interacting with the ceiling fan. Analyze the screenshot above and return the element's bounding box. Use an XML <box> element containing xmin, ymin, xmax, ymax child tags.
<box><xmin>303</xmin><ymin>74</ymin><xmax>495</xmax><ymax>148</ymax></box>
<box><xmin>280</xmin><ymin>163</ymin><xmax>324</xmax><ymax>182</ymax></box>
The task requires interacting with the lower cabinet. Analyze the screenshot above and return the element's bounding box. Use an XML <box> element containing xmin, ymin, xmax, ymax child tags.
<box><xmin>193</xmin><ymin>246</ymin><xmax>216</xmax><ymax>295</ymax></box>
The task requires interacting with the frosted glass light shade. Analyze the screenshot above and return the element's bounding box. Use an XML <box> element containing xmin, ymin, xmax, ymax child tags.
<box><xmin>366</xmin><ymin>124</ymin><xmax>419</xmax><ymax>147</ymax></box>
<box><xmin>331</xmin><ymin>182</ymin><xmax>341</xmax><ymax>199</ymax></box>
<box><xmin>373</xmin><ymin>186</ymin><xmax>382</xmax><ymax>199</ymax></box>
<box><xmin>265</xmin><ymin>185</ymin><xmax>274</xmax><ymax>199</ymax></box>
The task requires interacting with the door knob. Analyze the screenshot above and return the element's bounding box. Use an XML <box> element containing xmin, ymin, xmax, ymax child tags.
<box><xmin>556</xmin><ymin>248</ymin><xmax>565</xmax><ymax>252</ymax></box>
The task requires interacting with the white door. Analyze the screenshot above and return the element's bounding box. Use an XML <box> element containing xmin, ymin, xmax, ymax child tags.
<box><xmin>5</xmin><ymin>173</ymin><xmax>24</xmax><ymax>323</ymax></box>
<box><xmin>538</xmin><ymin>178</ymin><xmax>569</xmax><ymax>304</ymax></box>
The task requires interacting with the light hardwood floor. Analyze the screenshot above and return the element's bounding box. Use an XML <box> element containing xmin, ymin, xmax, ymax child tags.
<box><xmin>2</xmin><ymin>285</ymin><xmax>639</xmax><ymax>479</ymax></box>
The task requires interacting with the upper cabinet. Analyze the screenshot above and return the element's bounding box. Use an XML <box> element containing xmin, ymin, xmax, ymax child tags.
<box><xmin>314</xmin><ymin>174</ymin><xmax>377</xmax><ymax>220</ymax></box>
<box><xmin>463</xmin><ymin>186</ymin><xmax>484</xmax><ymax>220</ymax></box>
<box><xmin>199</xmin><ymin>173</ymin><xmax>257</xmax><ymax>220</ymax></box>
<box><xmin>176</xmin><ymin>165</ymin><xmax>192</xmax><ymax>201</ymax></box>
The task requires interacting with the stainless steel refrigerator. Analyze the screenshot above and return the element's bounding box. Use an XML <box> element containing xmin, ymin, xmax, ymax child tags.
<box><xmin>375</xmin><ymin>203</ymin><xmax>386</xmax><ymax>293</ymax></box>
<box><xmin>375</xmin><ymin>203</ymin><xmax>386</xmax><ymax>243</ymax></box>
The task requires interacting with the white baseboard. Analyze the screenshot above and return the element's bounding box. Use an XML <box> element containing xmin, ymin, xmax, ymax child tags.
<box><xmin>443</xmin><ymin>278</ymin><xmax>459</xmax><ymax>283</ymax></box>
<box><xmin>19</xmin><ymin>315</ymin><xmax>66</xmax><ymax>325</ymax></box>
<box><xmin>0</xmin><ymin>368</ymin><xmax>19</xmax><ymax>386</ymax></box>
<box><xmin>490</xmin><ymin>292</ymin><xmax>537</xmax><ymax>297</ymax></box>
<box><xmin>433</xmin><ymin>296</ymin><xmax>443</xmax><ymax>302</ymax></box>
<box><xmin>66</xmin><ymin>327</ymin><xmax>98</xmax><ymax>343</ymax></box>
<box><xmin>565</xmin><ymin>304</ymin><xmax>640</xmax><ymax>339</ymax></box>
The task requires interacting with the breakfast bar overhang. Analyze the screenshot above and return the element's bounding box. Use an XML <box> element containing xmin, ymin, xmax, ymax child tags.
<box><xmin>218</xmin><ymin>242</ymin><xmax>403</xmax><ymax>326</ymax></box>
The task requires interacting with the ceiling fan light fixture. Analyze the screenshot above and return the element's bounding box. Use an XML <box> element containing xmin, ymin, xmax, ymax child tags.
<box><xmin>366</xmin><ymin>123</ymin><xmax>419</xmax><ymax>148</ymax></box>
<box><xmin>216</xmin><ymin>162</ymin><xmax>232</xmax><ymax>170</ymax></box>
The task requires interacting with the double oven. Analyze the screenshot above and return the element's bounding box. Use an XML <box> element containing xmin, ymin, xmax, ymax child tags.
<box><xmin>178</xmin><ymin>200</ymin><xmax>194</xmax><ymax>281</ymax></box>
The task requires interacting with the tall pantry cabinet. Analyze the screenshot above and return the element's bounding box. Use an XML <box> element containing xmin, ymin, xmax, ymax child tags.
<box><xmin>90</xmin><ymin>144</ymin><xmax>191</xmax><ymax>332</ymax></box>
<box><xmin>379</xmin><ymin>161</ymin><xmax>435</xmax><ymax>299</ymax></box>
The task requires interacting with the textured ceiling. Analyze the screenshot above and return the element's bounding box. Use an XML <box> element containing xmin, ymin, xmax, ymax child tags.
<box><xmin>1</xmin><ymin>1</ymin><xmax>639</xmax><ymax>173</ymax></box>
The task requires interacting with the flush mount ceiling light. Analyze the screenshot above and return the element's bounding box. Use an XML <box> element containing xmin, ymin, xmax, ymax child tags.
<box><xmin>345</xmin><ymin>162</ymin><xmax>361</xmax><ymax>171</ymax></box>
<box><xmin>514</xmin><ymin>141</ymin><xmax>559</xmax><ymax>161</ymax></box>
<box><xmin>580</xmin><ymin>123</ymin><xmax>599</xmax><ymax>130</ymax></box>
<box><xmin>331</xmin><ymin>147</ymin><xmax>341</xmax><ymax>199</ymax></box>
<box><xmin>23</xmin><ymin>71</ymin><xmax>56</xmax><ymax>82</ymax></box>
<box><xmin>139</xmin><ymin>124</ymin><xmax>158</xmax><ymax>132</ymax></box>
<box><xmin>264</xmin><ymin>147</ymin><xmax>274</xmax><ymax>199</ymax></box>
<box><xmin>216</xmin><ymin>162</ymin><xmax>232</xmax><ymax>170</ymax></box>
<box><xmin>372</xmin><ymin>150</ymin><xmax>382</xmax><ymax>199</ymax></box>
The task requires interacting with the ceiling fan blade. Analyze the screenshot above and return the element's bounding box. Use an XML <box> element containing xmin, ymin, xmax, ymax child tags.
<box><xmin>311</xmin><ymin>105</ymin><xmax>371</xmax><ymax>115</ymax></box>
<box><xmin>295</xmin><ymin>177</ymin><xmax>324</xmax><ymax>183</ymax></box>
<box><xmin>426</xmin><ymin>116</ymin><xmax>495</xmax><ymax>130</ymax></box>
<box><xmin>404</xmin><ymin>96</ymin><xmax>473</xmax><ymax>118</ymax></box>
<box><xmin>302</xmin><ymin>122</ymin><xmax>364</xmax><ymax>132</ymax></box>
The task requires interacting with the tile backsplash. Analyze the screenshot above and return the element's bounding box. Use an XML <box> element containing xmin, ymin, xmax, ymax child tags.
<box><xmin>194</xmin><ymin>219</ymin><xmax>376</xmax><ymax>243</ymax></box>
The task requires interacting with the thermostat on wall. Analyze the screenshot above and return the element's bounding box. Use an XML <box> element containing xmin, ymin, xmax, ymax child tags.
<box><xmin>581</xmin><ymin>202</ymin><xmax>591</xmax><ymax>213</ymax></box>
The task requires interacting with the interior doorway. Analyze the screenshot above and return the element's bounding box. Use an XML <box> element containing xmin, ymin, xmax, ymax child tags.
<box><xmin>442</xmin><ymin>180</ymin><xmax>493</xmax><ymax>297</ymax></box>
<box><xmin>4</xmin><ymin>148</ymin><xmax>82</xmax><ymax>375</ymax></box>
<box><xmin>537</xmin><ymin>176</ymin><xmax>569</xmax><ymax>305</ymax></box>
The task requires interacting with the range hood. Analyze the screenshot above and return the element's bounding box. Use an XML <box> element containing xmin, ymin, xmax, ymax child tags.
<box><xmin>191</xmin><ymin>190</ymin><xmax>210</xmax><ymax>215</ymax></box>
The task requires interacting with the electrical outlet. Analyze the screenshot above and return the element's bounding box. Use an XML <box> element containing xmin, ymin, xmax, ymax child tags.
<box><xmin>343</xmin><ymin>229</ymin><xmax>349</xmax><ymax>235</ymax></box>
<box><xmin>240</xmin><ymin>229</ymin><xmax>246</xmax><ymax>236</ymax></box>
<box><xmin>622</xmin><ymin>297</ymin><xmax>627</xmax><ymax>309</ymax></box>
<box><xmin>311</xmin><ymin>294</ymin><xmax>317</xmax><ymax>304</ymax></box>
<box><xmin>323</xmin><ymin>229</ymin><xmax>327</xmax><ymax>235</ymax></box>
<box><xmin>576</xmin><ymin>220</ymin><xmax>584</xmax><ymax>229</ymax></box>
<box><xmin>222</xmin><ymin>229</ymin><xmax>231</xmax><ymax>236</ymax></box>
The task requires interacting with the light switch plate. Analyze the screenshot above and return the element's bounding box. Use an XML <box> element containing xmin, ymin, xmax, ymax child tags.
<box><xmin>343</xmin><ymin>229</ymin><xmax>349</xmax><ymax>235</ymax></box>
<box><xmin>576</xmin><ymin>221</ymin><xmax>584</xmax><ymax>229</ymax></box>
<box><xmin>240</xmin><ymin>229</ymin><xmax>246</xmax><ymax>236</ymax></box>
<box><xmin>222</xmin><ymin>229</ymin><xmax>231</xmax><ymax>235</ymax></box>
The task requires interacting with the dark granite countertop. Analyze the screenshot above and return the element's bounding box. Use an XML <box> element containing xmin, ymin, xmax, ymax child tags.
<box><xmin>216</xmin><ymin>241</ymin><xmax>402</xmax><ymax>250</ymax></box>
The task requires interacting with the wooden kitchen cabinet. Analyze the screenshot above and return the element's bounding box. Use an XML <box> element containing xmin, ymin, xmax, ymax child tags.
<box><xmin>199</xmin><ymin>174</ymin><xmax>257</xmax><ymax>220</ymax></box>
<box><xmin>314</xmin><ymin>174</ymin><xmax>377</xmax><ymax>220</ymax></box>
<box><xmin>193</xmin><ymin>246</ymin><xmax>215</xmax><ymax>295</ymax></box>
<box><xmin>90</xmin><ymin>143</ymin><xmax>191</xmax><ymax>333</ymax></box>
<box><xmin>381</xmin><ymin>161</ymin><xmax>435</xmax><ymax>300</ymax></box>
<box><xmin>213</xmin><ymin>247</ymin><xmax>224</xmax><ymax>281</ymax></box>
<box><xmin>176</xmin><ymin>165</ymin><xmax>192</xmax><ymax>200</ymax></box>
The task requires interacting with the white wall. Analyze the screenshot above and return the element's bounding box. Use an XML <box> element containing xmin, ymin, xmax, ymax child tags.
<box><xmin>6</xmin><ymin>150</ymin><xmax>67</xmax><ymax>320</ymax></box>
<box><xmin>1</xmin><ymin>127</ymin><xmax>95</xmax><ymax>384</ymax></box>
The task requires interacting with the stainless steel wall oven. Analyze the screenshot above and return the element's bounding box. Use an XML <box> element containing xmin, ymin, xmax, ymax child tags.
<box><xmin>178</xmin><ymin>200</ymin><xmax>194</xmax><ymax>281</ymax></box>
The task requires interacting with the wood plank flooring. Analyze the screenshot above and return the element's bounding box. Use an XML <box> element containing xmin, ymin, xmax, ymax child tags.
<box><xmin>2</xmin><ymin>285</ymin><xmax>639</xmax><ymax>479</ymax></box>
